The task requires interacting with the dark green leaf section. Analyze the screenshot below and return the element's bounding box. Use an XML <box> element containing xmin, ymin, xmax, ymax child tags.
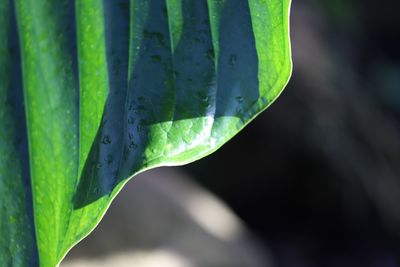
<box><xmin>0</xmin><ymin>1</ymin><xmax>37</xmax><ymax>266</ymax></box>
<box><xmin>1</xmin><ymin>0</ymin><xmax>291</xmax><ymax>266</ymax></box>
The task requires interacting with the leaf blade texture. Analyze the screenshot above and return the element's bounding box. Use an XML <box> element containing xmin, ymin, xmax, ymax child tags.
<box><xmin>0</xmin><ymin>0</ymin><xmax>292</xmax><ymax>266</ymax></box>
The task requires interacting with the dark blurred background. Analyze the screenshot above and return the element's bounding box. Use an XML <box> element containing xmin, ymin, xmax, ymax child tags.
<box><xmin>65</xmin><ymin>0</ymin><xmax>400</xmax><ymax>266</ymax></box>
<box><xmin>186</xmin><ymin>0</ymin><xmax>400</xmax><ymax>266</ymax></box>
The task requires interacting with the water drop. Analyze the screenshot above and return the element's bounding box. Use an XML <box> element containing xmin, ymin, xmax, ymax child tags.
<box><xmin>123</xmin><ymin>149</ymin><xmax>129</xmax><ymax>160</ymax></box>
<box><xmin>207</xmin><ymin>49</ymin><xmax>215</xmax><ymax>61</ymax></box>
<box><xmin>106</xmin><ymin>155</ymin><xmax>113</xmax><ymax>165</ymax></box>
<box><xmin>129</xmin><ymin>142</ymin><xmax>138</xmax><ymax>150</ymax></box>
<box><xmin>137</xmin><ymin>120</ymin><xmax>146</xmax><ymax>132</ymax></box>
<box><xmin>102</xmin><ymin>135</ymin><xmax>111</xmax><ymax>144</ymax></box>
<box><xmin>92</xmin><ymin>187</ymin><xmax>100</xmax><ymax>194</ymax></box>
<box><xmin>151</xmin><ymin>55</ymin><xmax>162</xmax><ymax>63</ymax></box>
<box><xmin>183</xmin><ymin>135</ymin><xmax>192</xmax><ymax>145</ymax></box>
<box><xmin>197</xmin><ymin>91</ymin><xmax>209</xmax><ymax>102</ymax></box>
<box><xmin>235</xmin><ymin>96</ymin><xmax>244</xmax><ymax>103</ymax></box>
<box><xmin>229</xmin><ymin>54</ymin><xmax>237</xmax><ymax>66</ymax></box>
<box><xmin>128</xmin><ymin>101</ymin><xmax>135</xmax><ymax>111</ymax></box>
<box><xmin>128</xmin><ymin>116</ymin><xmax>135</xmax><ymax>124</ymax></box>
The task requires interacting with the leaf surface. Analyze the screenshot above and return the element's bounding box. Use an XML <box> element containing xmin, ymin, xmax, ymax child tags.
<box><xmin>0</xmin><ymin>0</ymin><xmax>292</xmax><ymax>266</ymax></box>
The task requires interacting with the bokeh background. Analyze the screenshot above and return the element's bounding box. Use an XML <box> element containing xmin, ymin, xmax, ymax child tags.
<box><xmin>64</xmin><ymin>0</ymin><xmax>400</xmax><ymax>266</ymax></box>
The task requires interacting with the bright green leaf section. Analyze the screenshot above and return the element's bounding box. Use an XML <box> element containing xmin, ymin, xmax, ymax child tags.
<box><xmin>1</xmin><ymin>0</ymin><xmax>292</xmax><ymax>266</ymax></box>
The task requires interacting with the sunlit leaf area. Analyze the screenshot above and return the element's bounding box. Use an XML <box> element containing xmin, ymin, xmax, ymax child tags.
<box><xmin>0</xmin><ymin>0</ymin><xmax>291</xmax><ymax>266</ymax></box>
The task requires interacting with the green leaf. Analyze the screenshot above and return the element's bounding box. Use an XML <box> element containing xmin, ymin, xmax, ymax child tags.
<box><xmin>0</xmin><ymin>0</ymin><xmax>292</xmax><ymax>266</ymax></box>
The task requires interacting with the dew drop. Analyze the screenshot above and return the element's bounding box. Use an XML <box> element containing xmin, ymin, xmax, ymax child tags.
<box><xmin>128</xmin><ymin>116</ymin><xmax>135</xmax><ymax>124</ymax></box>
<box><xmin>197</xmin><ymin>91</ymin><xmax>209</xmax><ymax>102</ymax></box>
<box><xmin>151</xmin><ymin>55</ymin><xmax>162</xmax><ymax>63</ymax></box>
<box><xmin>137</xmin><ymin>120</ymin><xmax>146</xmax><ymax>132</ymax></box>
<box><xmin>236</xmin><ymin>107</ymin><xmax>244</xmax><ymax>114</ymax></box>
<box><xmin>129</xmin><ymin>142</ymin><xmax>138</xmax><ymax>150</ymax></box>
<box><xmin>92</xmin><ymin>187</ymin><xmax>100</xmax><ymax>194</ymax></box>
<box><xmin>207</xmin><ymin>49</ymin><xmax>215</xmax><ymax>62</ymax></box>
<box><xmin>235</xmin><ymin>96</ymin><xmax>244</xmax><ymax>103</ymax></box>
<box><xmin>229</xmin><ymin>54</ymin><xmax>237</xmax><ymax>66</ymax></box>
<box><xmin>102</xmin><ymin>135</ymin><xmax>111</xmax><ymax>144</ymax></box>
<box><xmin>106</xmin><ymin>155</ymin><xmax>113</xmax><ymax>165</ymax></box>
<box><xmin>183</xmin><ymin>135</ymin><xmax>192</xmax><ymax>145</ymax></box>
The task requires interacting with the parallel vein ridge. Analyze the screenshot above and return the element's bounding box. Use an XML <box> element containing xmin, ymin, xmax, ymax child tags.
<box><xmin>0</xmin><ymin>1</ymin><xmax>292</xmax><ymax>266</ymax></box>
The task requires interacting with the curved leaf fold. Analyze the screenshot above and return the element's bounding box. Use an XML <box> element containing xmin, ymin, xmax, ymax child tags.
<box><xmin>0</xmin><ymin>0</ymin><xmax>292</xmax><ymax>266</ymax></box>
